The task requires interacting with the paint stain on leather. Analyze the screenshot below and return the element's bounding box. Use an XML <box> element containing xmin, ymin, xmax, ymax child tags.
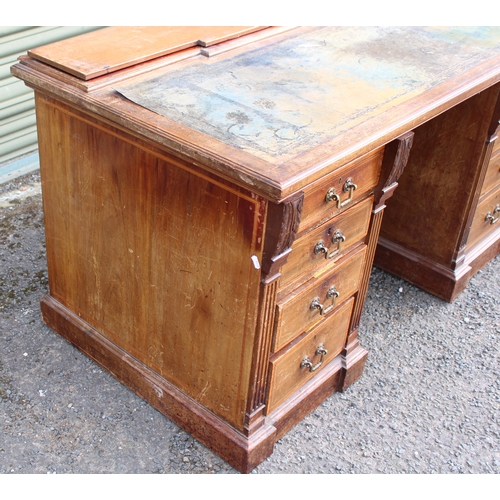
<box><xmin>226</xmin><ymin>111</ymin><xmax>252</xmax><ymax>124</ymax></box>
<box><xmin>254</xmin><ymin>98</ymin><xmax>276</xmax><ymax>109</ymax></box>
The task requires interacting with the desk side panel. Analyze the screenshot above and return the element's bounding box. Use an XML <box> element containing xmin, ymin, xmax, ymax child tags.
<box><xmin>379</xmin><ymin>86</ymin><xmax>499</xmax><ymax>268</ymax></box>
<box><xmin>36</xmin><ymin>93</ymin><xmax>264</xmax><ymax>430</ymax></box>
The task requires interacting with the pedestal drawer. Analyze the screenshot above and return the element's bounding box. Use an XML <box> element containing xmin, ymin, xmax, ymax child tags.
<box><xmin>481</xmin><ymin>149</ymin><xmax>500</xmax><ymax>196</ymax></box>
<box><xmin>492</xmin><ymin>136</ymin><xmax>500</xmax><ymax>155</ymax></box>
<box><xmin>267</xmin><ymin>298</ymin><xmax>354</xmax><ymax>413</ymax></box>
<box><xmin>274</xmin><ymin>245</ymin><xmax>366</xmax><ymax>352</ymax></box>
<box><xmin>468</xmin><ymin>188</ymin><xmax>500</xmax><ymax>248</ymax></box>
<box><xmin>280</xmin><ymin>196</ymin><xmax>373</xmax><ymax>287</ymax></box>
<box><xmin>298</xmin><ymin>149</ymin><xmax>382</xmax><ymax>234</ymax></box>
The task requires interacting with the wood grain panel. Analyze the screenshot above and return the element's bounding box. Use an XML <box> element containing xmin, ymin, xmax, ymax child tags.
<box><xmin>380</xmin><ymin>88</ymin><xmax>499</xmax><ymax>267</ymax></box>
<box><xmin>36</xmin><ymin>94</ymin><xmax>264</xmax><ymax>430</ymax></box>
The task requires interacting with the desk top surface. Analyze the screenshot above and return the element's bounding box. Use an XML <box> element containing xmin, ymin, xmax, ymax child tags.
<box><xmin>116</xmin><ymin>26</ymin><xmax>500</xmax><ymax>165</ymax></box>
<box><xmin>13</xmin><ymin>26</ymin><xmax>500</xmax><ymax>200</ymax></box>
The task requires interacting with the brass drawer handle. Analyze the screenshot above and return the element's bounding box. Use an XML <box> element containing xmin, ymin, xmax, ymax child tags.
<box><xmin>314</xmin><ymin>229</ymin><xmax>346</xmax><ymax>259</ymax></box>
<box><xmin>325</xmin><ymin>178</ymin><xmax>358</xmax><ymax>208</ymax></box>
<box><xmin>485</xmin><ymin>205</ymin><xmax>500</xmax><ymax>225</ymax></box>
<box><xmin>310</xmin><ymin>286</ymin><xmax>339</xmax><ymax>316</ymax></box>
<box><xmin>300</xmin><ymin>344</ymin><xmax>328</xmax><ymax>373</ymax></box>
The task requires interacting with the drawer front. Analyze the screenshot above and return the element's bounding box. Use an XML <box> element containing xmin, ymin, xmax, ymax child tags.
<box><xmin>468</xmin><ymin>188</ymin><xmax>500</xmax><ymax>248</ymax></box>
<box><xmin>267</xmin><ymin>298</ymin><xmax>354</xmax><ymax>413</ymax></box>
<box><xmin>298</xmin><ymin>149</ymin><xmax>383</xmax><ymax>234</ymax></box>
<box><xmin>481</xmin><ymin>150</ymin><xmax>500</xmax><ymax>196</ymax></box>
<box><xmin>280</xmin><ymin>196</ymin><xmax>373</xmax><ymax>287</ymax></box>
<box><xmin>274</xmin><ymin>245</ymin><xmax>366</xmax><ymax>352</ymax></box>
<box><xmin>492</xmin><ymin>136</ymin><xmax>500</xmax><ymax>156</ymax></box>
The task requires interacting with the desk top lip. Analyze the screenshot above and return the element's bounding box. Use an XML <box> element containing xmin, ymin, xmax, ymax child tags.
<box><xmin>12</xmin><ymin>26</ymin><xmax>500</xmax><ymax>201</ymax></box>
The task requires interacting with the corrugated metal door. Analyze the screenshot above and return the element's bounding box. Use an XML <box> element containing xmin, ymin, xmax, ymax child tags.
<box><xmin>0</xmin><ymin>26</ymin><xmax>102</xmax><ymax>180</ymax></box>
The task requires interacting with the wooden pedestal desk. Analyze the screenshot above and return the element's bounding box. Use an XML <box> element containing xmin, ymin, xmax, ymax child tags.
<box><xmin>12</xmin><ymin>26</ymin><xmax>500</xmax><ymax>472</ymax></box>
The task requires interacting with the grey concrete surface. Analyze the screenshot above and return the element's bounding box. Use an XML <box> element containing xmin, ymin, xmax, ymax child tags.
<box><xmin>1</xmin><ymin>171</ymin><xmax>499</xmax><ymax>474</ymax></box>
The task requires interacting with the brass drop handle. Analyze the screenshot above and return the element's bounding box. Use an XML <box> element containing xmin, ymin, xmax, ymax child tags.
<box><xmin>300</xmin><ymin>344</ymin><xmax>328</xmax><ymax>373</ymax></box>
<box><xmin>310</xmin><ymin>286</ymin><xmax>340</xmax><ymax>316</ymax></box>
<box><xmin>330</xmin><ymin>229</ymin><xmax>346</xmax><ymax>257</ymax></box>
<box><xmin>325</xmin><ymin>178</ymin><xmax>357</xmax><ymax>208</ymax></box>
<box><xmin>314</xmin><ymin>229</ymin><xmax>346</xmax><ymax>259</ymax></box>
<box><xmin>485</xmin><ymin>205</ymin><xmax>500</xmax><ymax>225</ymax></box>
<box><xmin>314</xmin><ymin>240</ymin><xmax>328</xmax><ymax>256</ymax></box>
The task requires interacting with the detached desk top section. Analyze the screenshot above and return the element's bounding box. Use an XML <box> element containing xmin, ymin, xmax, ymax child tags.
<box><xmin>13</xmin><ymin>26</ymin><xmax>500</xmax><ymax>201</ymax></box>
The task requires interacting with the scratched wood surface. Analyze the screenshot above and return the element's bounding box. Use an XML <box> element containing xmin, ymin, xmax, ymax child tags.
<box><xmin>36</xmin><ymin>93</ymin><xmax>265</xmax><ymax>430</ymax></box>
<box><xmin>117</xmin><ymin>26</ymin><xmax>500</xmax><ymax>165</ymax></box>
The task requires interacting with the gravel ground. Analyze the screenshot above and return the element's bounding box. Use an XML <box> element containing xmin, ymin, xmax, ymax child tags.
<box><xmin>1</xmin><ymin>171</ymin><xmax>499</xmax><ymax>475</ymax></box>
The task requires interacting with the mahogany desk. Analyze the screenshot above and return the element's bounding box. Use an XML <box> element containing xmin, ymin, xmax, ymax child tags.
<box><xmin>12</xmin><ymin>26</ymin><xmax>500</xmax><ymax>472</ymax></box>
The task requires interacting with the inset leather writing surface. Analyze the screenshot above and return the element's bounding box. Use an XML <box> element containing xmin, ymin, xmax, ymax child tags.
<box><xmin>28</xmin><ymin>26</ymin><xmax>267</xmax><ymax>80</ymax></box>
<box><xmin>116</xmin><ymin>26</ymin><xmax>500</xmax><ymax>165</ymax></box>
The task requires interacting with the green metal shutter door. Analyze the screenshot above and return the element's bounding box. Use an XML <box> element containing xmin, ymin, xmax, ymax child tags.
<box><xmin>0</xmin><ymin>26</ymin><xmax>103</xmax><ymax>180</ymax></box>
